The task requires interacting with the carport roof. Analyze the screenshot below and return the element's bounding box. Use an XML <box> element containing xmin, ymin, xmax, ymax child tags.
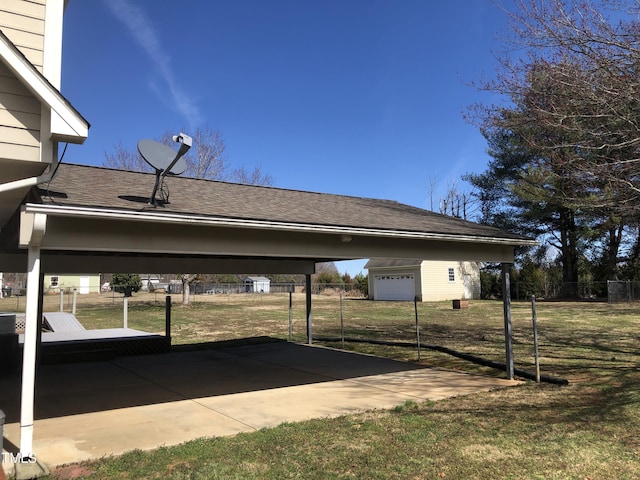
<box><xmin>36</xmin><ymin>164</ymin><xmax>529</xmax><ymax>244</ymax></box>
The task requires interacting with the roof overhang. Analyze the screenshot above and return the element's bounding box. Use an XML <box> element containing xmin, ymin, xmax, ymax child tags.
<box><xmin>0</xmin><ymin>30</ymin><xmax>89</xmax><ymax>144</ymax></box>
<box><xmin>0</xmin><ymin>203</ymin><xmax>534</xmax><ymax>274</ymax></box>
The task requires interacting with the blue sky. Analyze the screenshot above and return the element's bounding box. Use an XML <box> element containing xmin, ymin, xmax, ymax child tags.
<box><xmin>60</xmin><ymin>0</ymin><xmax>510</xmax><ymax>276</ymax></box>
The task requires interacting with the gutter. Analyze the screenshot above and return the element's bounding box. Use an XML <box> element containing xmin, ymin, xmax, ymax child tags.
<box><xmin>22</xmin><ymin>203</ymin><xmax>539</xmax><ymax>247</ymax></box>
<box><xmin>0</xmin><ymin>155</ymin><xmax>60</xmax><ymax>195</ymax></box>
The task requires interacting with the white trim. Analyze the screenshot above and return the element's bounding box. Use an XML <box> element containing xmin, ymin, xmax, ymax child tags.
<box><xmin>22</xmin><ymin>203</ymin><xmax>537</xmax><ymax>246</ymax></box>
<box><xmin>43</xmin><ymin>0</ymin><xmax>64</xmax><ymax>88</ymax></box>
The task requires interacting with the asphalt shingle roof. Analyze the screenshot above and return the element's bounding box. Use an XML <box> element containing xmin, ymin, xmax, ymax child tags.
<box><xmin>37</xmin><ymin>164</ymin><xmax>528</xmax><ymax>243</ymax></box>
<box><xmin>364</xmin><ymin>259</ymin><xmax>423</xmax><ymax>269</ymax></box>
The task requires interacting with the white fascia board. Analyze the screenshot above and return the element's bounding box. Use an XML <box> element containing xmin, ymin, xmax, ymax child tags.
<box><xmin>43</xmin><ymin>0</ymin><xmax>64</xmax><ymax>89</ymax></box>
<box><xmin>22</xmin><ymin>203</ymin><xmax>539</xmax><ymax>247</ymax></box>
<box><xmin>0</xmin><ymin>33</ymin><xmax>88</xmax><ymax>144</ymax></box>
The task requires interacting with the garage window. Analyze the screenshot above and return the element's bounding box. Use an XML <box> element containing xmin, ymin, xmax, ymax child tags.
<box><xmin>448</xmin><ymin>268</ymin><xmax>455</xmax><ymax>282</ymax></box>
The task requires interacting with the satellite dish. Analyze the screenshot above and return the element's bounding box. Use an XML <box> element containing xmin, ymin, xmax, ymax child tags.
<box><xmin>137</xmin><ymin>133</ymin><xmax>192</xmax><ymax>206</ymax></box>
<box><xmin>138</xmin><ymin>139</ymin><xmax>188</xmax><ymax>175</ymax></box>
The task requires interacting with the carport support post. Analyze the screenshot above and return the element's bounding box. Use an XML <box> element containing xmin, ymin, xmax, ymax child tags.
<box><xmin>502</xmin><ymin>262</ymin><xmax>514</xmax><ymax>380</ymax></box>
<box><xmin>306</xmin><ymin>274</ymin><xmax>312</xmax><ymax>344</ymax></box>
<box><xmin>20</xmin><ymin>246</ymin><xmax>41</xmax><ymax>457</ymax></box>
<box><xmin>165</xmin><ymin>295</ymin><xmax>172</xmax><ymax>340</ymax></box>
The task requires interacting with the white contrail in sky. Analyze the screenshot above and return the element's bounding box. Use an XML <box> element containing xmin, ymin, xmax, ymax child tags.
<box><xmin>103</xmin><ymin>0</ymin><xmax>203</xmax><ymax>127</ymax></box>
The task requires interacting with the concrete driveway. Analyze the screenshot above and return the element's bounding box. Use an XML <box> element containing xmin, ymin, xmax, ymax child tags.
<box><xmin>1</xmin><ymin>341</ymin><xmax>520</xmax><ymax>471</ymax></box>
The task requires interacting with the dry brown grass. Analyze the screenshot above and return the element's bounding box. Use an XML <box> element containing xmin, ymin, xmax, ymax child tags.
<box><xmin>21</xmin><ymin>293</ymin><xmax>639</xmax><ymax>480</ymax></box>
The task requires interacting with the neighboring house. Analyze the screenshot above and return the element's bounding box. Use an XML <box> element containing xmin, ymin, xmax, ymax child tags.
<box><xmin>244</xmin><ymin>276</ymin><xmax>271</xmax><ymax>293</ymax></box>
<box><xmin>45</xmin><ymin>274</ymin><xmax>100</xmax><ymax>294</ymax></box>
<box><xmin>365</xmin><ymin>259</ymin><xmax>481</xmax><ymax>302</ymax></box>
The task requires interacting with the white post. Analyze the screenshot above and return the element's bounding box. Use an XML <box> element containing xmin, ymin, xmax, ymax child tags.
<box><xmin>20</xmin><ymin>246</ymin><xmax>41</xmax><ymax>456</ymax></box>
<box><xmin>59</xmin><ymin>288</ymin><xmax>64</xmax><ymax>312</ymax></box>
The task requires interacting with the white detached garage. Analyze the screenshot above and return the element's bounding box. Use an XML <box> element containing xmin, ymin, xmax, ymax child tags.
<box><xmin>366</xmin><ymin>259</ymin><xmax>481</xmax><ymax>302</ymax></box>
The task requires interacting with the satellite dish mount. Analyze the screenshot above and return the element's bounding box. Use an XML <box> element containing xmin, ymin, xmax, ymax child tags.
<box><xmin>137</xmin><ymin>133</ymin><xmax>192</xmax><ymax>206</ymax></box>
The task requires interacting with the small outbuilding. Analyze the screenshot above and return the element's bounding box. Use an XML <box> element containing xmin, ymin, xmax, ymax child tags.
<box><xmin>45</xmin><ymin>274</ymin><xmax>100</xmax><ymax>294</ymax></box>
<box><xmin>244</xmin><ymin>276</ymin><xmax>271</xmax><ymax>293</ymax></box>
<box><xmin>365</xmin><ymin>259</ymin><xmax>481</xmax><ymax>302</ymax></box>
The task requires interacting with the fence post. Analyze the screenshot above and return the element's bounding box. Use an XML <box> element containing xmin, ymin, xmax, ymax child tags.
<box><xmin>340</xmin><ymin>291</ymin><xmax>344</xmax><ymax>349</ymax></box>
<box><xmin>288</xmin><ymin>291</ymin><xmax>293</xmax><ymax>341</ymax></box>
<box><xmin>72</xmin><ymin>289</ymin><xmax>78</xmax><ymax>315</ymax></box>
<box><xmin>502</xmin><ymin>263</ymin><xmax>515</xmax><ymax>380</ymax></box>
<box><xmin>165</xmin><ymin>295</ymin><xmax>172</xmax><ymax>339</ymax></box>
<box><xmin>59</xmin><ymin>289</ymin><xmax>64</xmax><ymax>312</ymax></box>
<box><xmin>414</xmin><ymin>297</ymin><xmax>421</xmax><ymax>362</ymax></box>
<box><xmin>306</xmin><ymin>274</ymin><xmax>312</xmax><ymax>344</ymax></box>
<box><xmin>531</xmin><ymin>295</ymin><xmax>540</xmax><ymax>383</ymax></box>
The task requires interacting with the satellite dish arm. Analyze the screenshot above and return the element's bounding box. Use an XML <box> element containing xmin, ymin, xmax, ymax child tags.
<box><xmin>160</xmin><ymin>132</ymin><xmax>192</xmax><ymax>181</ymax></box>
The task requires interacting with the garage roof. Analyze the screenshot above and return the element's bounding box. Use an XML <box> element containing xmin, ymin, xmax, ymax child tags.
<box><xmin>364</xmin><ymin>259</ymin><xmax>423</xmax><ymax>269</ymax></box>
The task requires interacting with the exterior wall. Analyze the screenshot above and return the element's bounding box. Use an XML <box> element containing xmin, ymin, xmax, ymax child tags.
<box><xmin>45</xmin><ymin>274</ymin><xmax>101</xmax><ymax>294</ymax></box>
<box><xmin>368</xmin><ymin>261</ymin><xmax>481</xmax><ymax>302</ymax></box>
<box><xmin>0</xmin><ymin>0</ymin><xmax>56</xmax><ymax>170</ymax></box>
<box><xmin>0</xmin><ymin>0</ymin><xmax>46</xmax><ymax>71</ymax></box>
<box><xmin>420</xmin><ymin>261</ymin><xmax>480</xmax><ymax>301</ymax></box>
<box><xmin>0</xmin><ymin>60</ymin><xmax>41</xmax><ymax>164</ymax></box>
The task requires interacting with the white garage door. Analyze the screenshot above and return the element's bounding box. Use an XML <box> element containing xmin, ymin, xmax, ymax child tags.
<box><xmin>374</xmin><ymin>274</ymin><xmax>415</xmax><ymax>301</ymax></box>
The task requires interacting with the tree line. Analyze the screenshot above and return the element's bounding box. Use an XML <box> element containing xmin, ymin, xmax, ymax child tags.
<box><xmin>462</xmin><ymin>0</ymin><xmax>640</xmax><ymax>298</ymax></box>
<box><xmin>108</xmin><ymin>265</ymin><xmax>369</xmax><ymax>299</ymax></box>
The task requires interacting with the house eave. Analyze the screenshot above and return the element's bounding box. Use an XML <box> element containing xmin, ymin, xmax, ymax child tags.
<box><xmin>22</xmin><ymin>203</ymin><xmax>538</xmax><ymax>247</ymax></box>
<box><xmin>0</xmin><ymin>30</ymin><xmax>89</xmax><ymax>144</ymax></box>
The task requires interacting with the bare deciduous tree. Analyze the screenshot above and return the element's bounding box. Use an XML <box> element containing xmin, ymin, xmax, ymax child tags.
<box><xmin>230</xmin><ymin>165</ymin><xmax>275</xmax><ymax>186</ymax></box>
<box><xmin>465</xmin><ymin>0</ymin><xmax>640</xmax><ymax>293</ymax></box>
<box><xmin>103</xmin><ymin>141</ymin><xmax>151</xmax><ymax>173</ymax></box>
<box><xmin>469</xmin><ymin>0</ymin><xmax>640</xmax><ymax>214</ymax></box>
<box><xmin>160</xmin><ymin>127</ymin><xmax>227</xmax><ymax>180</ymax></box>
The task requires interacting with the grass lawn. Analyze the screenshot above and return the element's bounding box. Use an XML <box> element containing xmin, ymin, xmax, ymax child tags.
<box><xmin>2</xmin><ymin>293</ymin><xmax>639</xmax><ymax>479</ymax></box>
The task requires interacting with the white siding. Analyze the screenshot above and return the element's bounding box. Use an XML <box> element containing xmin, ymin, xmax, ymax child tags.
<box><xmin>0</xmin><ymin>0</ymin><xmax>45</xmax><ymax>167</ymax></box>
<box><xmin>0</xmin><ymin>60</ymin><xmax>41</xmax><ymax>163</ymax></box>
<box><xmin>0</xmin><ymin>0</ymin><xmax>46</xmax><ymax>71</ymax></box>
<box><xmin>420</xmin><ymin>261</ymin><xmax>480</xmax><ymax>301</ymax></box>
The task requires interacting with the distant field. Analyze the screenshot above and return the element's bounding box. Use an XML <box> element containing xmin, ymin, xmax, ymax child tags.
<box><xmin>3</xmin><ymin>293</ymin><xmax>639</xmax><ymax>479</ymax></box>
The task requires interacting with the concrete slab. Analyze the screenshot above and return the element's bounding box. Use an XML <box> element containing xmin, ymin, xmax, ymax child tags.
<box><xmin>0</xmin><ymin>341</ymin><xmax>520</xmax><ymax>473</ymax></box>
